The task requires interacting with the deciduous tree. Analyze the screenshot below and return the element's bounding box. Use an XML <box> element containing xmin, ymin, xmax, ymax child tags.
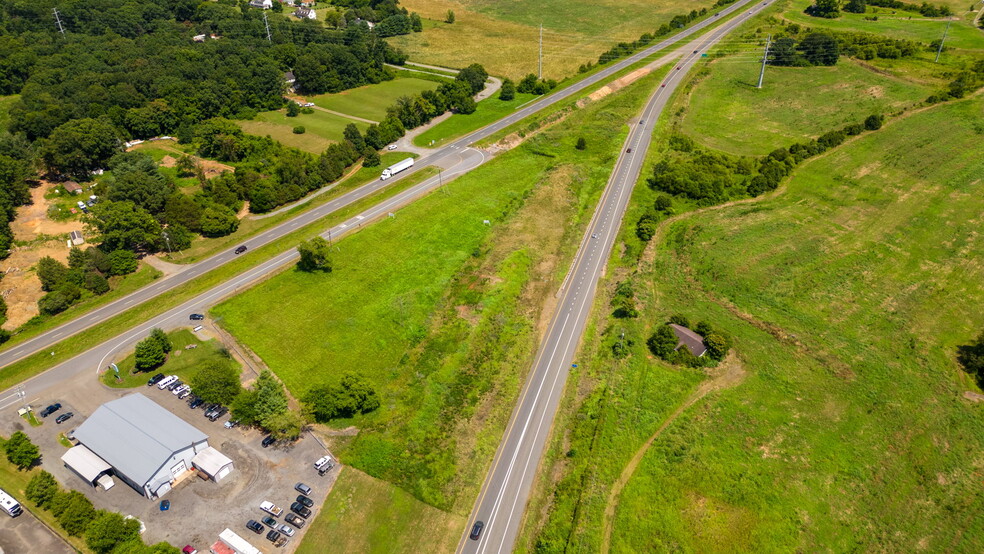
<box><xmin>4</xmin><ymin>431</ymin><xmax>39</xmax><ymax>469</ymax></box>
<box><xmin>297</xmin><ymin>237</ymin><xmax>333</xmax><ymax>272</ymax></box>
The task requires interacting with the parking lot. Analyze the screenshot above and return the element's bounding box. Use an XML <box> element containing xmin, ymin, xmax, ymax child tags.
<box><xmin>2</xmin><ymin>367</ymin><xmax>339</xmax><ymax>553</ymax></box>
<box><xmin>0</xmin><ymin>508</ymin><xmax>74</xmax><ymax>554</ymax></box>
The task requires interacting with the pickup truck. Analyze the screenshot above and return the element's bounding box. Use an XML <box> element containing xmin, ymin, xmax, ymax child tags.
<box><xmin>259</xmin><ymin>501</ymin><xmax>283</xmax><ymax>517</ymax></box>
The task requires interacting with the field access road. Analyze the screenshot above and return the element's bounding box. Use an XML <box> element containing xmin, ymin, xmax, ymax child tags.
<box><xmin>0</xmin><ymin>0</ymin><xmax>761</xmax><ymax>399</ymax></box>
<box><xmin>459</xmin><ymin>1</ymin><xmax>774</xmax><ymax>552</ymax></box>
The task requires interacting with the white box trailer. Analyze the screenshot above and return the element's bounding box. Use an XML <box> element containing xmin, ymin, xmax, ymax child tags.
<box><xmin>215</xmin><ymin>528</ymin><xmax>261</xmax><ymax>554</ymax></box>
<box><xmin>380</xmin><ymin>157</ymin><xmax>414</xmax><ymax>180</ymax></box>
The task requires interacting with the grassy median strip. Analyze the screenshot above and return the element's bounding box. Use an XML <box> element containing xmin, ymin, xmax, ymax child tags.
<box><xmin>0</xmin><ymin>168</ymin><xmax>439</xmax><ymax>392</ymax></box>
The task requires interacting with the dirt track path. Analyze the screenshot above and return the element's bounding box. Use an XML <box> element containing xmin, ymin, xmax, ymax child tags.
<box><xmin>600</xmin><ymin>353</ymin><xmax>746</xmax><ymax>554</ymax></box>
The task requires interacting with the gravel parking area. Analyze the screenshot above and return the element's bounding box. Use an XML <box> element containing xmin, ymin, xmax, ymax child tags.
<box><xmin>0</xmin><ymin>509</ymin><xmax>74</xmax><ymax>554</ymax></box>
<box><xmin>2</xmin><ymin>369</ymin><xmax>339</xmax><ymax>553</ymax></box>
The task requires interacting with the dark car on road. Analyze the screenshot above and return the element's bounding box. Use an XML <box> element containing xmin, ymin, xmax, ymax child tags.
<box><xmin>295</xmin><ymin>483</ymin><xmax>312</xmax><ymax>496</ymax></box>
<box><xmin>290</xmin><ymin>502</ymin><xmax>311</xmax><ymax>519</ymax></box>
<box><xmin>265</xmin><ymin>530</ymin><xmax>281</xmax><ymax>543</ymax></box>
<box><xmin>235</xmin><ymin>246</ymin><xmax>247</xmax><ymax>254</ymax></box>
<box><xmin>55</xmin><ymin>412</ymin><xmax>74</xmax><ymax>424</ymax></box>
<box><xmin>285</xmin><ymin>513</ymin><xmax>305</xmax><ymax>528</ymax></box>
<box><xmin>189</xmin><ymin>314</ymin><xmax>205</xmax><ymax>321</ymax></box>
<box><xmin>40</xmin><ymin>403</ymin><xmax>62</xmax><ymax>418</ymax></box>
<box><xmin>246</xmin><ymin>520</ymin><xmax>263</xmax><ymax>534</ymax></box>
<box><xmin>295</xmin><ymin>495</ymin><xmax>313</xmax><ymax>508</ymax></box>
<box><xmin>261</xmin><ymin>516</ymin><xmax>277</xmax><ymax>528</ymax></box>
<box><xmin>470</xmin><ymin>521</ymin><xmax>484</xmax><ymax>541</ymax></box>
<box><xmin>261</xmin><ymin>435</ymin><xmax>276</xmax><ymax>448</ymax></box>
<box><xmin>188</xmin><ymin>396</ymin><xmax>204</xmax><ymax>409</ymax></box>
<box><xmin>147</xmin><ymin>373</ymin><xmax>165</xmax><ymax>386</ymax></box>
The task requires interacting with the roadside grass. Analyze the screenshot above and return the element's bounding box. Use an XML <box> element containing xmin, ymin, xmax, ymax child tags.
<box><xmin>412</xmin><ymin>92</ymin><xmax>538</xmax><ymax>147</ymax></box>
<box><xmin>214</xmin><ymin>68</ymin><xmax>668</xmax><ymax>542</ymax></box>
<box><xmin>237</xmin><ymin>109</ymin><xmax>365</xmax><ymax>153</ymax></box>
<box><xmin>21</xmin><ymin>411</ymin><xmax>41</xmax><ymax>427</ymax></box>
<box><xmin>309</xmin><ymin>76</ymin><xmax>443</xmax><ymax>122</ymax></box>
<box><xmin>679</xmin><ymin>56</ymin><xmax>934</xmax><ymax>155</ymax></box>
<box><xmin>0</xmin><ymin>167</ymin><xmax>440</xmax><ymax>393</ymax></box>
<box><xmin>100</xmin><ymin>329</ymin><xmax>237</xmax><ymax>388</ymax></box>
<box><xmin>391</xmin><ymin>0</ymin><xmax>717</xmax><ymax>79</ymax></box>
<box><xmin>162</xmin><ymin>152</ymin><xmax>416</xmax><ymax>263</ymax></box>
<box><xmin>781</xmin><ymin>0</ymin><xmax>984</xmax><ymax>50</ymax></box>
<box><xmin>0</xmin><ymin>94</ymin><xmax>18</xmax><ymax>131</ymax></box>
<box><xmin>298</xmin><ymin>468</ymin><xmax>464</xmax><ymax>554</ymax></box>
<box><xmin>528</xmin><ymin>95</ymin><xmax>984</xmax><ymax>552</ymax></box>
<box><xmin>0</xmin><ymin>444</ymin><xmax>90</xmax><ymax>553</ymax></box>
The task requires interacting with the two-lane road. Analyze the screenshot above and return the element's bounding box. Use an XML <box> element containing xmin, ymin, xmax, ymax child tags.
<box><xmin>460</xmin><ymin>2</ymin><xmax>773</xmax><ymax>552</ymax></box>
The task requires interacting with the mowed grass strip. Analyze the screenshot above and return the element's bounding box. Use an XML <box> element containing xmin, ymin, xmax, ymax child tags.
<box><xmin>310</xmin><ymin>77</ymin><xmax>442</xmax><ymax>122</ymax></box>
<box><xmin>680</xmin><ymin>56</ymin><xmax>933</xmax><ymax>155</ymax></box>
<box><xmin>298</xmin><ymin>468</ymin><xmax>464</xmax><ymax>554</ymax></box>
<box><xmin>238</xmin><ymin>109</ymin><xmax>365</xmax><ymax>152</ymax></box>
<box><xmin>412</xmin><ymin>92</ymin><xmax>538</xmax><ymax>147</ymax></box>
<box><xmin>101</xmin><ymin>329</ymin><xmax>237</xmax><ymax>388</ymax></box>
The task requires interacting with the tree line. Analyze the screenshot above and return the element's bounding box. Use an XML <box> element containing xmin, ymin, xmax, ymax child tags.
<box><xmin>808</xmin><ymin>0</ymin><xmax>952</xmax><ymax>18</ymax></box>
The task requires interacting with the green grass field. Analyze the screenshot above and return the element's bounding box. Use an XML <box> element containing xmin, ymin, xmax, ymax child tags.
<box><xmin>392</xmin><ymin>0</ymin><xmax>711</xmax><ymax>79</ymax></box>
<box><xmin>413</xmin><ymin>92</ymin><xmax>537</xmax><ymax>147</ymax></box>
<box><xmin>298</xmin><ymin>468</ymin><xmax>464</xmax><ymax>554</ymax></box>
<box><xmin>781</xmin><ymin>0</ymin><xmax>984</xmax><ymax>51</ymax></box>
<box><xmin>310</xmin><ymin>77</ymin><xmax>443</xmax><ymax>122</ymax></box>
<box><xmin>680</xmin><ymin>57</ymin><xmax>933</xmax><ymax>155</ymax></box>
<box><xmin>238</xmin><ymin>109</ymin><xmax>366</xmax><ymax>153</ymax></box>
<box><xmin>101</xmin><ymin>329</ymin><xmax>238</xmax><ymax>388</ymax></box>
<box><xmin>528</xmin><ymin>95</ymin><xmax>984</xmax><ymax>552</ymax></box>
<box><xmin>0</xmin><ymin>94</ymin><xmax>18</xmax><ymax>131</ymax></box>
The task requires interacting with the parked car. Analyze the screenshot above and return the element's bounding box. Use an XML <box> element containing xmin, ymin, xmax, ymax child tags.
<box><xmin>261</xmin><ymin>516</ymin><xmax>277</xmax><ymax>528</ymax></box>
<box><xmin>172</xmin><ymin>384</ymin><xmax>190</xmax><ymax>396</ymax></box>
<box><xmin>295</xmin><ymin>495</ymin><xmax>313</xmax><ymax>508</ymax></box>
<box><xmin>159</xmin><ymin>499</ymin><xmax>170</xmax><ymax>511</ymax></box>
<box><xmin>313</xmin><ymin>455</ymin><xmax>333</xmax><ymax>471</ymax></box>
<box><xmin>55</xmin><ymin>412</ymin><xmax>74</xmax><ymax>424</ymax></box>
<box><xmin>470</xmin><ymin>521</ymin><xmax>484</xmax><ymax>540</ymax></box>
<box><xmin>188</xmin><ymin>396</ymin><xmax>204</xmax><ymax>409</ymax></box>
<box><xmin>295</xmin><ymin>483</ymin><xmax>312</xmax><ymax>496</ymax></box>
<box><xmin>387</xmin><ymin>144</ymin><xmax>398</xmax><ymax>150</ymax></box>
<box><xmin>189</xmin><ymin>314</ymin><xmax>205</xmax><ymax>321</ymax></box>
<box><xmin>285</xmin><ymin>514</ymin><xmax>305</xmax><ymax>528</ymax></box>
<box><xmin>40</xmin><ymin>403</ymin><xmax>62</xmax><ymax>418</ymax></box>
<box><xmin>157</xmin><ymin>375</ymin><xmax>178</xmax><ymax>390</ymax></box>
<box><xmin>260</xmin><ymin>501</ymin><xmax>283</xmax><ymax>517</ymax></box>
<box><xmin>166</xmin><ymin>379</ymin><xmax>183</xmax><ymax>392</ymax></box>
<box><xmin>223</xmin><ymin>419</ymin><xmax>238</xmax><ymax>429</ymax></box>
<box><xmin>266</xmin><ymin>530</ymin><xmax>281</xmax><ymax>543</ymax></box>
<box><xmin>246</xmin><ymin>520</ymin><xmax>264</xmax><ymax>534</ymax></box>
<box><xmin>147</xmin><ymin>373</ymin><xmax>165</xmax><ymax>386</ymax></box>
<box><xmin>262</xmin><ymin>435</ymin><xmax>276</xmax><ymax>448</ymax></box>
<box><xmin>177</xmin><ymin>389</ymin><xmax>192</xmax><ymax>400</ymax></box>
<box><xmin>274</xmin><ymin>535</ymin><xmax>288</xmax><ymax>547</ymax></box>
<box><xmin>207</xmin><ymin>406</ymin><xmax>228</xmax><ymax>422</ymax></box>
<box><xmin>234</xmin><ymin>245</ymin><xmax>247</xmax><ymax>254</ymax></box>
<box><xmin>290</xmin><ymin>502</ymin><xmax>311</xmax><ymax>519</ymax></box>
<box><xmin>278</xmin><ymin>523</ymin><xmax>295</xmax><ymax>537</ymax></box>
<box><xmin>182</xmin><ymin>546</ymin><xmax>197</xmax><ymax>554</ymax></box>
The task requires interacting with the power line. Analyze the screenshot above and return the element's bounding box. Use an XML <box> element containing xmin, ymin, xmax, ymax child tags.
<box><xmin>263</xmin><ymin>12</ymin><xmax>272</xmax><ymax>42</ymax></box>
<box><xmin>53</xmin><ymin>8</ymin><xmax>65</xmax><ymax>35</ymax></box>
<box><xmin>934</xmin><ymin>19</ymin><xmax>951</xmax><ymax>63</ymax></box>
<box><xmin>757</xmin><ymin>34</ymin><xmax>771</xmax><ymax>88</ymax></box>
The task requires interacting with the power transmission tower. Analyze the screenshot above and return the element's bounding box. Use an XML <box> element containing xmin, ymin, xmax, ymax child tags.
<box><xmin>934</xmin><ymin>19</ymin><xmax>951</xmax><ymax>63</ymax></box>
<box><xmin>53</xmin><ymin>8</ymin><xmax>65</xmax><ymax>35</ymax></box>
<box><xmin>263</xmin><ymin>12</ymin><xmax>272</xmax><ymax>42</ymax></box>
<box><xmin>538</xmin><ymin>23</ymin><xmax>543</xmax><ymax>79</ymax></box>
<box><xmin>757</xmin><ymin>34</ymin><xmax>771</xmax><ymax>89</ymax></box>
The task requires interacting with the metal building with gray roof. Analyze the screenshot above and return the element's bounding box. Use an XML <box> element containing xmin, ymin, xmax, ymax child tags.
<box><xmin>71</xmin><ymin>393</ymin><xmax>210</xmax><ymax>498</ymax></box>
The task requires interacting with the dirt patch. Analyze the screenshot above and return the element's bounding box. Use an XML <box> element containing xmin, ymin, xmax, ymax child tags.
<box><xmin>2</xmin><ymin>243</ymin><xmax>71</xmax><ymax>329</ymax></box>
<box><xmin>159</xmin><ymin>155</ymin><xmax>177</xmax><ymax>168</ymax></box>
<box><xmin>963</xmin><ymin>391</ymin><xmax>984</xmax><ymax>402</ymax></box>
<box><xmin>130</xmin><ymin>140</ymin><xmax>234</xmax><ymax>178</ymax></box>
<box><xmin>487</xmin><ymin>107</ymin><xmax>574</xmax><ymax>154</ymax></box>
<box><xmin>11</xmin><ymin>183</ymin><xmax>82</xmax><ymax>242</ymax></box>
<box><xmin>588</xmin><ymin>66</ymin><xmax>653</xmax><ymax>103</ymax></box>
<box><xmin>600</xmin><ymin>352</ymin><xmax>747</xmax><ymax>553</ymax></box>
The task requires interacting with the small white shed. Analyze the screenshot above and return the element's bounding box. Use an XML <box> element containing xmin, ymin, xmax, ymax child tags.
<box><xmin>192</xmin><ymin>447</ymin><xmax>234</xmax><ymax>482</ymax></box>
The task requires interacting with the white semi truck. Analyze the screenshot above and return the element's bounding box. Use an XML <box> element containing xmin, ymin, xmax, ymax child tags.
<box><xmin>380</xmin><ymin>157</ymin><xmax>414</xmax><ymax>180</ymax></box>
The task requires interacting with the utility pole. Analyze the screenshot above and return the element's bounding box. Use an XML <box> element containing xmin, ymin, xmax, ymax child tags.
<box><xmin>934</xmin><ymin>19</ymin><xmax>951</xmax><ymax>62</ymax></box>
<box><xmin>53</xmin><ymin>8</ymin><xmax>65</xmax><ymax>35</ymax></box>
<box><xmin>757</xmin><ymin>34</ymin><xmax>771</xmax><ymax>89</ymax></box>
<box><xmin>538</xmin><ymin>23</ymin><xmax>543</xmax><ymax>79</ymax></box>
<box><xmin>263</xmin><ymin>12</ymin><xmax>272</xmax><ymax>42</ymax></box>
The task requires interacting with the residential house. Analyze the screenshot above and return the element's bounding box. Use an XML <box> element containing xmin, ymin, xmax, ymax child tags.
<box><xmin>293</xmin><ymin>6</ymin><xmax>316</xmax><ymax>19</ymax></box>
<box><xmin>249</xmin><ymin>0</ymin><xmax>273</xmax><ymax>9</ymax></box>
<box><xmin>669</xmin><ymin>324</ymin><xmax>708</xmax><ymax>357</ymax></box>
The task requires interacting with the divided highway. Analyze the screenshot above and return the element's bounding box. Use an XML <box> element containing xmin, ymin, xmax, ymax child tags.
<box><xmin>459</xmin><ymin>1</ymin><xmax>773</xmax><ymax>552</ymax></box>
<box><xmin>0</xmin><ymin>0</ymin><xmax>761</xmax><ymax>376</ymax></box>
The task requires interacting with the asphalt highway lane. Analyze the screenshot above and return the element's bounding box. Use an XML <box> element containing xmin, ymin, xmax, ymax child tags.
<box><xmin>459</xmin><ymin>2</ymin><xmax>773</xmax><ymax>552</ymax></box>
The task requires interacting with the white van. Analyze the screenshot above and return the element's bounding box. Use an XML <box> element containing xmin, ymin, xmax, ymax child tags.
<box><xmin>157</xmin><ymin>375</ymin><xmax>178</xmax><ymax>390</ymax></box>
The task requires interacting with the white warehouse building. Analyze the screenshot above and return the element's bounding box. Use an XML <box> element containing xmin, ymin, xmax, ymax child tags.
<box><xmin>68</xmin><ymin>393</ymin><xmax>232</xmax><ymax>498</ymax></box>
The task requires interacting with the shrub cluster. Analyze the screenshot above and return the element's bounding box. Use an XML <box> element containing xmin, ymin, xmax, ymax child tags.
<box><xmin>35</xmin><ymin>247</ymin><xmax>125</xmax><ymax>316</ymax></box>
<box><xmin>596</xmin><ymin>8</ymin><xmax>710</xmax><ymax>66</ymax></box>
<box><xmin>646</xmin><ymin>315</ymin><xmax>732</xmax><ymax>367</ymax></box>
<box><xmin>385</xmin><ymin>65</ymin><xmax>490</xmax><ymax>130</ymax></box>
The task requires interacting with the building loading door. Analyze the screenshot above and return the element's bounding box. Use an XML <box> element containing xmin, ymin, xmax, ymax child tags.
<box><xmin>170</xmin><ymin>460</ymin><xmax>187</xmax><ymax>478</ymax></box>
